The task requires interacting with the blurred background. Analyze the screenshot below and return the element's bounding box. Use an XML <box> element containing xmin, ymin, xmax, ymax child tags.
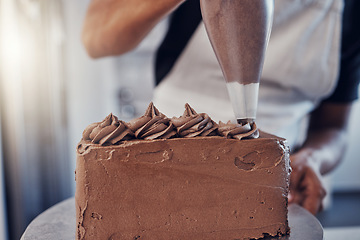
<box><xmin>0</xmin><ymin>0</ymin><xmax>359</xmax><ymax>240</ymax></box>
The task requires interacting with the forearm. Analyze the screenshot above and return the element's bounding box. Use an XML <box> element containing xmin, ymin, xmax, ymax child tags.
<box><xmin>295</xmin><ymin>102</ymin><xmax>352</xmax><ymax>175</ymax></box>
<box><xmin>289</xmin><ymin>102</ymin><xmax>352</xmax><ymax>214</ymax></box>
<box><xmin>82</xmin><ymin>0</ymin><xmax>185</xmax><ymax>58</ymax></box>
<box><xmin>300</xmin><ymin>127</ymin><xmax>348</xmax><ymax>175</ymax></box>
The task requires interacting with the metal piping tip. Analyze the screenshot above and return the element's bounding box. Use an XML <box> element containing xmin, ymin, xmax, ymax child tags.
<box><xmin>237</xmin><ymin>118</ymin><xmax>255</xmax><ymax>125</ymax></box>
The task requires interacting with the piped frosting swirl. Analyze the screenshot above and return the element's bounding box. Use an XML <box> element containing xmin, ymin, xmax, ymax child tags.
<box><xmin>171</xmin><ymin>103</ymin><xmax>218</xmax><ymax>137</ymax></box>
<box><xmin>218</xmin><ymin>121</ymin><xmax>259</xmax><ymax>140</ymax></box>
<box><xmin>82</xmin><ymin>103</ymin><xmax>260</xmax><ymax>145</ymax></box>
<box><xmin>127</xmin><ymin>102</ymin><xmax>177</xmax><ymax>140</ymax></box>
<box><xmin>82</xmin><ymin>113</ymin><xmax>134</xmax><ymax>145</ymax></box>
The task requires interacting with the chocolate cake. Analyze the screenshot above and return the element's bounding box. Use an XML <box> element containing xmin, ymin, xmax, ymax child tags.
<box><xmin>75</xmin><ymin>103</ymin><xmax>291</xmax><ymax>240</ymax></box>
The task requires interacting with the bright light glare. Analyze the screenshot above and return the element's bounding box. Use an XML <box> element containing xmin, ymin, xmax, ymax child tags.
<box><xmin>0</xmin><ymin>0</ymin><xmax>23</xmax><ymax>78</ymax></box>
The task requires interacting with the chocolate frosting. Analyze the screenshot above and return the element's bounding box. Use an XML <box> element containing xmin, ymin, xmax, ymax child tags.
<box><xmin>218</xmin><ymin>121</ymin><xmax>259</xmax><ymax>140</ymax></box>
<box><xmin>82</xmin><ymin>113</ymin><xmax>134</xmax><ymax>145</ymax></box>
<box><xmin>171</xmin><ymin>103</ymin><xmax>218</xmax><ymax>137</ymax></box>
<box><xmin>76</xmin><ymin>136</ymin><xmax>290</xmax><ymax>240</ymax></box>
<box><xmin>82</xmin><ymin>103</ymin><xmax>260</xmax><ymax>145</ymax></box>
<box><xmin>127</xmin><ymin>102</ymin><xmax>177</xmax><ymax>140</ymax></box>
<box><xmin>200</xmin><ymin>0</ymin><xmax>273</xmax><ymax>85</ymax></box>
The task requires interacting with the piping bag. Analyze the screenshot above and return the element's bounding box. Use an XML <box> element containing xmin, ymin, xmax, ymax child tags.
<box><xmin>200</xmin><ymin>0</ymin><xmax>273</xmax><ymax>125</ymax></box>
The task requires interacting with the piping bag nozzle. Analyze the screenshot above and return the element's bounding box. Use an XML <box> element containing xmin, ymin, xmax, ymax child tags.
<box><xmin>226</xmin><ymin>82</ymin><xmax>259</xmax><ymax>121</ymax></box>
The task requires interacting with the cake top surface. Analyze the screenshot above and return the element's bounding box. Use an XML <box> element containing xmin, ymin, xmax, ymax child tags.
<box><xmin>81</xmin><ymin>103</ymin><xmax>261</xmax><ymax>146</ymax></box>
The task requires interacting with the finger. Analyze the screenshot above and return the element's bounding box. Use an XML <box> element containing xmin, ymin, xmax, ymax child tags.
<box><xmin>302</xmin><ymin>191</ymin><xmax>321</xmax><ymax>215</ymax></box>
<box><xmin>288</xmin><ymin>192</ymin><xmax>293</xmax><ymax>202</ymax></box>
<box><xmin>301</xmin><ymin>171</ymin><xmax>326</xmax><ymax>214</ymax></box>
<box><xmin>289</xmin><ymin>189</ymin><xmax>304</xmax><ymax>205</ymax></box>
<box><xmin>289</xmin><ymin>167</ymin><xmax>305</xmax><ymax>204</ymax></box>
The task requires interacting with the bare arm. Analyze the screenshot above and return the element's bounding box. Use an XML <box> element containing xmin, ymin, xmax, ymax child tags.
<box><xmin>289</xmin><ymin>102</ymin><xmax>353</xmax><ymax>214</ymax></box>
<box><xmin>82</xmin><ymin>0</ymin><xmax>185</xmax><ymax>58</ymax></box>
<box><xmin>302</xmin><ymin>102</ymin><xmax>352</xmax><ymax>174</ymax></box>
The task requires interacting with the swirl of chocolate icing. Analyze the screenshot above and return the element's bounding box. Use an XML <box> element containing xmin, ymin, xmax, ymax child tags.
<box><xmin>127</xmin><ymin>102</ymin><xmax>176</xmax><ymax>140</ymax></box>
<box><xmin>83</xmin><ymin>113</ymin><xmax>134</xmax><ymax>145</ymax></box>
<box><xmin>218</xmin><ymin>121</ymin><xmax>259</xmax><ymax>140</ymax></box>
<box><xmin>171</xmin><ymin>103</ymin><xmax>218</xmax><ymax>137</ymax></box>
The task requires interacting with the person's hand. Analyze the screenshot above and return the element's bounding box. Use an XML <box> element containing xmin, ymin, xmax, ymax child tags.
<box><xmin>288</xmin><ymin>149</ymin><xmax>326</xmax><ymax>215</ymax></box>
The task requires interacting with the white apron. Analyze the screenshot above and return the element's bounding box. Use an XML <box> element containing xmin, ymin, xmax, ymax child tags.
<box><xmin>153</xmin><ymin>0</ymin><xmax>343</xmax><ymax>150</ymax></box>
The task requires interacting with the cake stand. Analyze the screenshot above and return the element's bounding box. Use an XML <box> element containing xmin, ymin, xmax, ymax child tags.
<box><xmin>21</xmin><ymin>198</ymin><xmax>323</xmax><ymax>240</ymax></box>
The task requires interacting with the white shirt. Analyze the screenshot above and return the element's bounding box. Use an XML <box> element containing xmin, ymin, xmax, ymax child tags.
<box><xmin>154</xmin><ymin>0</ymin><xmax>343</xmax><ymax>150</ymax></box>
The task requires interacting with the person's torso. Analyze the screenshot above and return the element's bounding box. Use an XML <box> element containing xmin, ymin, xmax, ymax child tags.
<box><xmin>153</xmin><ymin>0</ymin><xmax>344</xmax><ymax>150</ymax></box>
